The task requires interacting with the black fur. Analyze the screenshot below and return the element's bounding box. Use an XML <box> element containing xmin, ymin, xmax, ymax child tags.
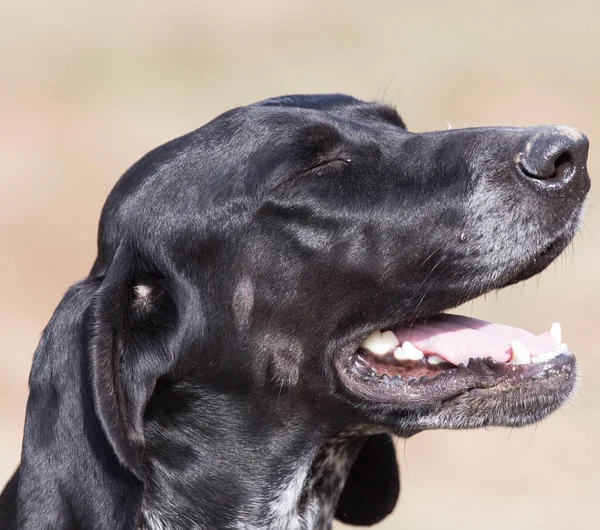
<box><xmin>335</xmin><ymin>434</ymin><xmax>399</xmax><ymax>525</ymax></box>
<box><xmin>0</xmin><ymin>94</ymin><xmax>590</xmax><ymax>529</ymax></box>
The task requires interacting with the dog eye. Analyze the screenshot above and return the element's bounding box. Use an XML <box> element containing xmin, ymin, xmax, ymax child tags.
<box><xmin>306</xmin><ymin>158</ymin><xmax>351</xmax><ymax>174</ymax></box>
<box><xmin>271</xmin><ymin>157</ymin><xmax>351</xmax><ymax>191</ymax></box>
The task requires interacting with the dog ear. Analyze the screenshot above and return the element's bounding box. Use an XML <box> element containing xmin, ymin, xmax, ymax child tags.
<box><xmin>335</xmin><ymin>434</ymin><xmax>400</xmax><ymax>526</ymax></box>
<box><xmin>88</xmin><ymin>246</ymin><xmax>178</xmax><ymax>477</ymax></box>
<box><xmin>15</xmin><ymin>244</ymin><xmax>178</xmax><ymax>529</ymax></box>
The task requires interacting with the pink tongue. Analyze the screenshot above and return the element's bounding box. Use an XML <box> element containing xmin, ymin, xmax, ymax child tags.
<box><xmin>392</xmin><ymin>314</ymin><xmax>560</xmax><ymax>366</ymax></box>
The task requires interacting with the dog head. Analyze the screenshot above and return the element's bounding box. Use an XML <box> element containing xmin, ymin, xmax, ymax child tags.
<box><xmin>15</xmin><ymin>94</ymin><xmax>589</xmax><ymax>528</ymax></box>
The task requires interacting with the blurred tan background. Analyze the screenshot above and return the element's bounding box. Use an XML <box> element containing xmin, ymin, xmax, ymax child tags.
<box><xmin>1</xmin><ymin>1</ymin><xmax>598</xmax><ymax>528</ymax></box>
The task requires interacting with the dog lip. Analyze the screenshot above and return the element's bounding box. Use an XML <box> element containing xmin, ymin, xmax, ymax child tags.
<box><xmin>498</xmin><ymin>230</ymin><xmax>576</xmax><ymax>288</ymax></box>
<box><xmin>335</xmin><ymin>346</ymin><xmax>576</xmax><ymax>406</ymax></box>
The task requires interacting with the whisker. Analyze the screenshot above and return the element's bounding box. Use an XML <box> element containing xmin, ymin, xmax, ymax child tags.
<box><xmin>501</xmin><ymin>427</ymin><xmax>514</xmax><ymax>450</ymax></box>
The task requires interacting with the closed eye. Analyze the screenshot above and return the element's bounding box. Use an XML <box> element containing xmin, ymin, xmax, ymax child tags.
<box><xmin>304</xmin><ymin>157</ymin><xmax>351</xmax><ymax>174</ymax></box>
<box><xmin>270</xmin><ymin>155</ymin><xmax>352</xmax><ymax>193</ymax></box>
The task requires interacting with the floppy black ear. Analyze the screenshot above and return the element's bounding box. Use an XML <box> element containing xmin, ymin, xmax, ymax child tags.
<box><xmin>88</xmin><ymin>247</ymin><xmax>178</xmax><ymax>477</ymax></box>
<box><xmin>14</xmin><ymin>244</ymin><xmax>177</xmax><ymax>529</ymax></box>
<box><xmin>335</xmin><ymin>434</ymin><xmax>400</xmax><ymax>526</ymax></box>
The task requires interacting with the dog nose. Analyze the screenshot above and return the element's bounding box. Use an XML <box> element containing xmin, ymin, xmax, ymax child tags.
<box><xmin>518</xmin><ymin>126</ymin><xmax>590</xmax><ymax>194</ymax></box>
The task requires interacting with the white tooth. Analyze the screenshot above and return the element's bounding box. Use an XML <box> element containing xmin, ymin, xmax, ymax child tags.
<box><xmin>532</xmin><ymin>350</ymin><xmax>561</xmax><ymax>363</ymax></box>
<box><xmin>394</xmin><ymin>341</ymin><xmax>425</xmax><ymax>361</ymax></box>
<box><xmin>532</xmin><ymin>342</ymin><xmax>571</xmax><ymax>364</ymax></box>
<box><xmin>510</xmin><ymin>339</ymin><xmax>531</xmax><ymax>365</ymax></box>
<box><xmin>550</xmin><ymin>322</ymin><xmax>562</xmax><ymax>343</ymax></box>
<box><xmin>403</xmin><ymin>341</ymin><xmax>425</xmax><ymax>360</ymax></box>
<box><xmin>361</xmin><ymin>331</ymin><xmax>385</xmax><ymax>355</ymax></box>
<box><xmin>393</xmin><ymin>347</ymin><xmax>409</xmax><ymax>360</ymax></box>
<box><xmin>361</xmin><ymin>330</ymin><xmax>398</xmax><ymax>355</ymax></box>
<box><xmin>427</xmin><ymin>355</ymin><xmax>446</xmax><ymax>365</ymax></box>
<box><xmin>380</xmin><ymin>330</ymin><xmax>400</xmax><ymax>349</ymax></box>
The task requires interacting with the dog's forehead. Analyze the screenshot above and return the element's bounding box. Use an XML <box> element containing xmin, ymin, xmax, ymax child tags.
<box><xmin>246</xmin><ymin>94</ymin><xmax>406</xmax><ymax>131</ymax></box>
<box><xmin>96</xmin><ymin>96</ymin><xmax>407</xmax><ymax>266</ymax></box>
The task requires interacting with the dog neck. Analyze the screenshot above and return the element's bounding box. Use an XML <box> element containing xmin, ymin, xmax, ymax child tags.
<box><xmin>262</xmin><ymin>433</ymin><xmax>366</xmax><ymax>530</ymax></box>
<box><xmin>139</xmin><ymin>421</ymin><xmax>367</xmax><ymax>530</ymax></box>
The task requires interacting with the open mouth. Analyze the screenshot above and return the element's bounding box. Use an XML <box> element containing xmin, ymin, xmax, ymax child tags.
<box><xmin>337</xmin><ymin>314</ymin><xmax>576</xmax><ymax>406</ymax></box>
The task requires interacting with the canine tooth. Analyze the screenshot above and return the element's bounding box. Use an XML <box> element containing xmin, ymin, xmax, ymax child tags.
<box><xmin>394</xmin><ymin>341</ymin><xmax>424</xmax><ymax>361</ymax></box>
<box><xmin>361</xmin><ymin>331</ymin><xmax>384</xmax><ymax>354</ymax></box>
<box><xmin>510</xmin><ymin>339</ymin><xmax>531</xmax><ymax>365</ymax></box>
<box><xmin>427</xmin><ymin>355</ymin><xmax>446</xmax><ymax>365</ymax></box>
<box><xmin>361</xmin><ymin>330</ymin><xmax>398</xmax><ymax>355</ymax></box>
<box><xmin>550</xmin><ymin>322</ymin><xmax>562</xmax><ymax>343</ymax></box>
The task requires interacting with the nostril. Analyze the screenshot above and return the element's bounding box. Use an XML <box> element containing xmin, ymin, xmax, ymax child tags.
<box><xmin>550</xmin><ymin>152</ymin><xmax>575</xmax><ymax>181</ymax></box>
<box><xmin>518</xmin><ymin>126</ymin><xmax>589</xmax><ymax>188</ymax></box>
<box><xmin>519</xmin><ymin>150</ymin><xmax>575</xmax><ymax>182</ymax></box>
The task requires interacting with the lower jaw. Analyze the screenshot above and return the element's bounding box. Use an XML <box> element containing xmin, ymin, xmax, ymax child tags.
<box><xmin>336</xmin><ymin>350</ymin><xmax>577</xmax><ymax>408</ymax></box>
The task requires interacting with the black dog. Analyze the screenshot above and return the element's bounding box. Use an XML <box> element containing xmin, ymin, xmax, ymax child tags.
<box><xmin>0</xmin><ymin>94</ymin><xmax>590</xmax><ymax>529</ymax></box>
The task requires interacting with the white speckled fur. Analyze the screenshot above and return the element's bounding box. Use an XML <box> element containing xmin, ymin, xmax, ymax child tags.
<box><xmin>140</xmin><ymin>430</ymin><xmax>369</xmax><ymax>530</ymax></box>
